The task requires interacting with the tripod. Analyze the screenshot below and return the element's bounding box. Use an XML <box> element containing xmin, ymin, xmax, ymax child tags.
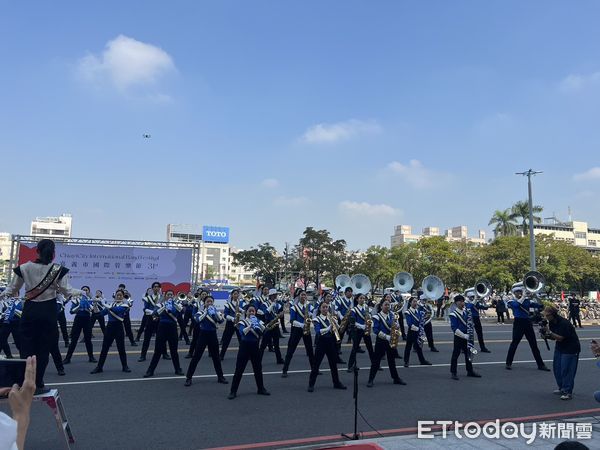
<box><xmin>341</xmin><ymin>365</ymin><xmax>361</xmax><ymax>441</ymax></box>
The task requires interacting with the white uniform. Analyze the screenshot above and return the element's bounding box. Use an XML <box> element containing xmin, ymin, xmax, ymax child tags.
<box><xmin>4</xmin><ymin>261</ymin><xmax>82</xmax><ymax>302</ymax></box>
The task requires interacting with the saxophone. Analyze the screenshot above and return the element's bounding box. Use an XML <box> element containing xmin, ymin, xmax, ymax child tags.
<box><xmin>234</xmin><ymin>300</ymin><xmax>241</xmax><ymax>324</ymax></box>
<box><xmin>265</xmin><ymin>302</ymin><xmax>281</xmax><ymax>330</ymax></box>
<box><xmin>364</xmin><ymin>307</ymin><xmax>373</xmax><ymax>336</ymax></box>
<box><xmin>338</xmin><ymin>301</ymin><xmax>353</xmax><ymax>335</ymax></box>
<box><xmin>328</xmin><ymin>312</ymin><xmax>341</xmax><ymax>343</ymax></box>
<box><xmin>390</xmin><ymin>312</ymin><xmax>401</xmax><ymax>348</ymax></box>
<box><xmin>466</xmin><ymin>306</ymin><xmax>478</xmax><ymax>362</ymax></box>
<box><xmin>303</xmin><ymin>301</ymin><xmax>312</xmax><ymax>335</ymax></box>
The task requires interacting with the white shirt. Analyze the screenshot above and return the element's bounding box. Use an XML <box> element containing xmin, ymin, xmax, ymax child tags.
<box><xmin>0</xmin><ymin>412</ymin><xmax>18</xmax><ymax>450</ymax></box>
<box><xmin>4</xmin><ymin>262</ymin><xmax>82</xmax><ymax>302</ymax></box>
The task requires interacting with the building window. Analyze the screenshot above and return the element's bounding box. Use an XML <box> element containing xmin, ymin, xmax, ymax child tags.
<box><xmin>589</xmin><ymin>240</ymin><xmax>597</xmax><ymax>247</ymax></box>
<box><xmin>575</xmin><ymin>232</ymin><xmax>586</xmax><ymax>239</ymax></box>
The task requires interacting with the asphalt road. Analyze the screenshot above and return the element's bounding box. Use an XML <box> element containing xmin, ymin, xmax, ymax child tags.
<box><xmin>2</xmin><ymin>321</ymin><xmax>600</xmax><ymax>450</ymax></box>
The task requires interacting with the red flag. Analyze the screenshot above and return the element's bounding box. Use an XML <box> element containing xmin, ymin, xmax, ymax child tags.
<box><xmin>444</xmin><ymin>286</ymin><xmax>449</xmax><ymax>297</ymax></box>
<box><xmin>597</xmin><ymin>291</ymin><xmax>600</xmax><ymax>301</ymax></box>
<box><xmin>561</xmin><ymin>291</ymin><xmax>565</xmax><ymax>301</ymax></box>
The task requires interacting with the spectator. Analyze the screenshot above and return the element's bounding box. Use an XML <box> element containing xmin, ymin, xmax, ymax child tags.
<box><xmin>541</xmin><ymin>306</ymin><xmax>581</xmax><ymax>400</ymax></box>
<box><xmin>591</xmin><ymin>340</ymin><xmax>600</xmax><ymax>403</ymax></box>
<box><xmin>0</xmin><ymin>356</ymin><xmax>36</xmax><ymax>450</ymax></box>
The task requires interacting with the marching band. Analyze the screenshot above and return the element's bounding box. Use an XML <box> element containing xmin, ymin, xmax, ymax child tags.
<box><xmin>1</xmin><ymin>254</ymin><xmax>566</xmax><ymax>399</ymax></box>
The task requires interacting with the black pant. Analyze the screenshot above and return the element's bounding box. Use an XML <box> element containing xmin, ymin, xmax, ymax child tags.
<box><xmin>309</xmin><ymin>335</ymin><xmax>341</xmax><ymax>387</ymax></box>
<box><xmin>91</xmin><ymin>313</ymin><xmax>106</xmax><ymax>334</ymax></box>
<box><xmin>473</xmin><ymin>316</ymin><xmax>486</xmax><ymax>349</ymax></box>
<box><xmin>505</xmin><ymin>318</ymin><xmax>545</xmax><ymax>367</ymax></box>
<box><xmin>230</xmin><ymin>340</ymin><xmax>264</xmax><ymax>394</ymax></box>
<box><xmin>97</xmin><ymin>322</ymin><xmax>128</xmax><ymax>370</ymax></box>
<box><xmin>398</xmin><ymin>313</ymin><xmax>406</xmax><ymax>339</ymax></box>
<box><xmin>424</xmin><ymin>322</ymin><xmax>435</xmax><ymax>349</ymax></box>
<box><xmin>183</xmin><ymin>308</ymin><xmax>193</xmax><ymax>332</ymax></box>
<box><xmin>259</xmin><ymin>328</ymin><xmax>283</xmax><ymax>362</ymax></box>
<box><xmin>186</xmin><ymin>330</ymin><xmax>223</xmax><ymax>379</ymax></box>
<box><xmin>220</xmin><ymin>321</ymin><xmax>241</xmax><ymax>359</ymax></box>
<box><xmin>496</xmin><ymin>311</ymin><xmax>505</xmax><ymax>323</ymax></box>
<box><xmin>49</xmin><ymin>328</ymin><xmax>64</xmax><ymax>372</ymax></box>
<box><xmin>279</xmin><ymin>314</ymin><xmax>287</xmax><ymax>332</ymax></box>
<box><xmin>347</xmin><ymin>328</ymin><xmax>374</xmax><ymax>369</ymax></box>
<box><xmin>570</xmin><ymin>312</ymin><xmax>582</xmax><ymax>328</ymax></box>
<box><xmin>283</xmin><ymin>327</ymin><xmax>315</xmax><ymax>372</ymax></box>
<box><xmin>436</xmin><ymin>304</ymin><xmax>444</xmax><ymax>318</ymax></box>
<box><xmin>57</xmin><ymin>310</ymin><xmax>69</xmax><ymax>343</ymax></box>
<box><xmin>19</xmin><ymin>300</ymin><xmax>58</xmax><ymax>388</ymax></box>
<box><xmin>137</xmin><ymin>314</ymin><xmax>149</xmax><ymax>340</ymax></box>
<box><xmin>65</xmin><ymin>315</ymin><xmax>94</xmax><ymax>360</ymax></box>
<box><xmin>177</xmin><ymin>314</ymin><xmax>190</xmax><ymax>343</ymax></box>
<box><xmin>0</xmin><ymin>322</ymin><xmax>19</xmax><ymax>357</ymax></box>
<box><xmin>141</xmin><ymin>317</ymin><xmax>157</xmax><ymax>358</ymax></box>
<box><xmin>147</xmin><ymin>322</ymin><xmax>181</xmax><ymax>374</ymax></box>
<box><xmin>403</xmin><ymin>330</ymin><xmax>427</xmax><ymax>365</ymax></box>
<box><xmin>369</xmin><ymin>337</ymin><xmax>400</xmax><ymax>382</ymax></box>
<box><xmin>123</xmin><ymin>314</ymin><xmax>135</xmax><ymax>344</ymax></box>
<box><xmin>450</xmin><ymin>336</ymin><xmax>474</xmax><ymax>375</ymax></box>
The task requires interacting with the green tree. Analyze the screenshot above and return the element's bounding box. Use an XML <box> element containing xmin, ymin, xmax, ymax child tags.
<box><xmin>296</xmin><ymin>227</ymin><xmax>349</xmax><ymax>288</ymax></box>
<box><xmin>232</xmin><ymin>243</ymin><xmax>282</xmax><ymax>286</ymax></box>
<box><xmin>488</xmin><ymin>209</ymin><xmax>518</xmax><ymax>238</ymax></box>
<box><xmin>353</xmin><ymin>246</ymin><xmax>394</xmax><ymax>291</ymax></box>
<box><xmin>510</xmin><ymin>200</ymin><xmax>543</xmax><ymax>236</ymax></box>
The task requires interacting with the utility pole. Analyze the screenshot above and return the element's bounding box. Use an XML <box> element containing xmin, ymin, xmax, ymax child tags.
<box><xmin>515</xmin><ymin>169</ymin><xmax>542</xmax><ymax>271</ymax></box>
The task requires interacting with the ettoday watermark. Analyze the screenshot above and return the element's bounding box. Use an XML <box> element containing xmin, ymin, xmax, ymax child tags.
<box><xmin>417</xmin><ymin>420</ymin><xmax>593</xmax><ymax>444</ymax></box>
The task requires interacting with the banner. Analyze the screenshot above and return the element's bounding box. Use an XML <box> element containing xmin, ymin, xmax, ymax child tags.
<box><xmin>17</xmin><ymin>243</ymin><xmax>193</xmax><ymax>320</ymax></box>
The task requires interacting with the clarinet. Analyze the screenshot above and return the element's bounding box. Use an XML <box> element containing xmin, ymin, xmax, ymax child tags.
<box><xmin>417</xmin><ymin>309</ymin><xmax>425</xmax><ymax>348</ymax></box>
<box><xmin>466</xmin><ymin>306</ymin><xmax>478</xmax><ymax>362</ymax></box>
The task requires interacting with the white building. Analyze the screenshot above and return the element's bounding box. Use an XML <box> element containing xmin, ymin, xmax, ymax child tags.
<box><xmin>30</xmin><ymin>214</ymin><xmax>72</xmax><ymax>239</ymax></box>
<box><xmin>0</xmin><ymin>233</ymin><xmax>11</xmax><ymax>261</ymax></box>
<box><xmin>391</xmin><ymin>224</ymin><xmax>486</xmax><ymax>247</ymax></box>
<box><xmin>533</xmin><ymin>219</ymin><xmax>600</xmax><ymax>253</ymax></box>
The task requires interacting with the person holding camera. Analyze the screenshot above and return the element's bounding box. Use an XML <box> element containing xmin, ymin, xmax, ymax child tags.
<box><xmin>540</xmin><ymin>305</ymin><xmax>581</xmax><ymax>400</ymax></box>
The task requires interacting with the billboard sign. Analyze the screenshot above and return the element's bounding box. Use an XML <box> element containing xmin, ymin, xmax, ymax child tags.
<box><xmin>202</xmin><ymin>225</ymin><xmax>230</xmax><ymax>244</ymax></box>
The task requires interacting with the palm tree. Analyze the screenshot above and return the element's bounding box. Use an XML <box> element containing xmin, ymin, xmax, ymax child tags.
<box><xmin>510</xmin><ymin>200</ymin><xmax>543</xmax><ymax>235</ymax></box>
<box><xmin>488</xmin><ymin>209</ymin><xmax>518</xmax><ymax>238</ymax></box>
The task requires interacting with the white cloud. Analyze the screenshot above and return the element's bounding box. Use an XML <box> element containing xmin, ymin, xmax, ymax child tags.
<box><xmin>574</xmin><ymin>167</ymin><xmax>600</xmax><ymax>182</ymax></box>
<box><xmin>386</xmin><ymin>159</ymin><xmax>447</xmax><ymax>189</ymax></box>
<box><xmin>273</xmin><ymin>195</ymin><xmax>309</xmax><ymax>207</ymax></box>
<box><xmin>261</xmin><ymin>178</ymin><xmax>279</xmax><ymax>188</ymax></box>
<box><xmin>77</xmin><ymin>35</ymin><xmax>175</xmax><ymax>91</ymax></box>
<box><xmin>301</xmin><ymin>119</ymin><xmax>382</xmax><ymax>144</ymax></box>
<box><xmin>559</xmin><ymin>72</ymin><xmax>600</xmax><ymax>93</ymax></box>
<box><xmin>338</xmin><ymin>201</ymin><xmax>399</xmax><ymax>217</ymax></box>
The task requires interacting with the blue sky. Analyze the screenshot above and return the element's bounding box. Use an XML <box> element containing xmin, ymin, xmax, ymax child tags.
<box><xmin>2</xmin><ymin>1</ymin><xmax>600</xmax><ymax>251</ymax></box>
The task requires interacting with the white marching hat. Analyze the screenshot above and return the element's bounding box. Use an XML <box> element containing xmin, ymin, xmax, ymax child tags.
<box><xmin>268</xmin><ymin>288</ymin><xmax>278</xmax><ymax>296</ymax></box>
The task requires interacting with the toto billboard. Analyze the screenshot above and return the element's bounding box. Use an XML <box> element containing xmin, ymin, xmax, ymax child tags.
<box><xmin>202</xmin><ymin>225</ymin><xmax>230</xmax><ymax>244</ymax></box>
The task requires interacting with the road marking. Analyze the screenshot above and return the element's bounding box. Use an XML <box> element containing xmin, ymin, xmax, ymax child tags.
<box><xmin>46</xmin><ymin>357</ymin><xmax>597</xmax><ymax>387</ymax></box>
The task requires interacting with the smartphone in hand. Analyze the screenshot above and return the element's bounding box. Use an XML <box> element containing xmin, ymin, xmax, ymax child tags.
<box><xmin>0</xmin><ymin>359</ymin><xmax>27</xmax><ymax>390</ymax></box>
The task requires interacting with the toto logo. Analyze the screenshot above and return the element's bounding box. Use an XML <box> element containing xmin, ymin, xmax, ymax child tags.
<box><xmin>206</xmin><ymin>230</ymin><xmax>227</xmax><ymax>237</ymax></box>
<box><xmin>203</xmin><ymin>226</ymin><xmax>230</xmax><ymax>243</ymax></box>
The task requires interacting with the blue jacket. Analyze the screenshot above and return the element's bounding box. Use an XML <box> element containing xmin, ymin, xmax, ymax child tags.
<box><xmin>102</xmin><ymin>302</ymin><xmax>130</xmax><ymax>323</ymax></box>
<box><xmin>404</xmin><ymin>307</ymin><xmax>422</xmax><ymax>332</ymax></box>
<box><xmin>508</xmin><ymin>298</ymin><xmax>542</xmax><ymax>319</ymax></box>
<box><xmin>195</xmin><ymin>305</ymin><xmax>224</xmax><ymax>331</ymax></box>
<box><xmin>335</xmin><ymin>296</ymin><xmax>353</xmax><ymax>319</ymax></box>
<box><xmin>373</xmin><ymin>312</ymin><xmax>395</xmax><ymax>340</ymax></box>
<box><xmin>466</xmin><ymin>300</ymin><xmax>489</xmax><ymax>318</ymax></box>
<box><xmin>70</xmin><ymin>296</ymin><xmax>93</xmax><ymax>317</ymax></box>
<box><xmin>154</xmin><ymin>299</ymin><xmax>182</xmax><ymax>324</ymax></box>
<box><xmin>290</xmin><ymin>302</ymin><xmax>310</xmax><ymax>328</ymax></box>
<box><xmin>237</xmin><ymin>316</ymin><xmax>264</xmax><ymax>343</ymax></box>
<box><xmin>351</xmin><ymin>305</ymin><xmax>369</xmax><ymax>329</ymax></box>
<box><xmin>313</xmin><ymin>314</ymin><xmax>334</xmax><ymax>338</ymax></box>
<box><xmin>449</xmin><ymin>307</ymin><xmax>469</xmax><ymax>338</ymax></box>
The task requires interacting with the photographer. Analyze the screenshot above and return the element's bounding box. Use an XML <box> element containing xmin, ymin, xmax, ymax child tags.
<box><xmin>540</xmin><ymin>305</ymin><xmax>581</xmax><ymax>400</ymax></box>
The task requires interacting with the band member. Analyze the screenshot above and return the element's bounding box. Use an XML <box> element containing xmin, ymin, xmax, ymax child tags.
<box><xmin>228</xmin><ymin>305</ymin><xmax>270</xmax><ymax>399</ymax></box>
<box><xmin>139</xmin><ymin>282</ymin><xmax>170</xmax><ymax>362</ymax></box>
<box><xmin>505</xmin><ymin>286</ymin><xmax>550</xmax><ymax>371</ymax></box>
<box><xmin>119</xmin><ymin>285</ymin><xmax>137</xmax><ymax>346</ymax></box>
<box><xmin>176</xmin><ymin>293</ymin><xmax>191</xmax><ymax>345</ymax></box>
<box><xmin>418</xmin><ymin>297</ymin><xmax>439</xmax><ymax>352</ymax></box>
<box><xmin>465</xmin><ymin>291</ymin><xmax>491</xmax><ymax>353</ymax></box>
<box><xmin>335</xmin><ymin>287</ymin><xmax>354</xmax><ymax>354</ymax></box>
<box><xmin>391</xmin><ymin>290</ymin><xmax>407</xmax><ymax>340</ymax></box>
<box><xmin>63</xmin><ymin>286</ymin><xmax>96</xmax><ymax>364</ymax></box>
<box><xmin>347</xmin><ymin>293</ymin><xmax>375</xmax><ymax>372</ymax></box>
<box><xmin>308</xmin><ymin>301</ymin><xmax>347</xmax><ymax>392</ymax></box>
<box><xmin>282</xmin><ymin>290</ymin><xmax>315</xmax><ymax>378</ymax></box>
<box><xmin>279</xmin><ymin>294</ymin><xmax>289</xmax><ymax>334</ymax></box>
<box><xmin>144</xmin><ymin>290</ymin><xmax>185</xmax><ymax>377</ymax></box>
<box><xmin>367</xmin><ymin>298</ymin><xmax>406</xmax><ymax>387</ymax></box>
<box><xmin>136</xmin><ymin>288</ymin><xmax>153</xmax><ymax>342</ymax></box>
<box><xmin>220</xmin><ymin>289</ymin><xmax>242</xmax><ymax>361</ymax></box>
<box><xmin>449</xmin><ymin>295</ymin><xmax>482</xmax><ymax>380</ymax></box>
<box><xmin>181</xmin><ymin>292</ymin><xmax>195</xmax><ymax>337</ymax></box>
<box><xmin>403</xmin><ymin>297</ymin><xmax>432</xmax><ymax>367</ymax></box>
<box><xmin>90</xmin><ymin>290</ymin><xmax>106</xmax><ymax>337</ymax></box>
<box><xmin>568</xmin><ymin>295</ymin><xmax>582</xmax><ymax>328</ymax></box>
<box><xmin>1</xmin><ymin>239</ymin><xmax>82</xmax><ymax>393</ymax></box>
<box><xmin>49</xmin><ymin>322</ymin><xmax>66</xmax><ymax>376</ymax></box>
<box><xmin>0</xmin><ymin>297</ymin><xmax>22</xmax><ymax>357</ymax></box>
<box><xmin>185</xmin><ymin>295</ymin><xmax>228</xmax><ymax>386</ymax></box>
<box><xmin>91</xmin><ymin>289</ymin><xmax>132</xmax><ymax>374</ymax></box>
<box><xmin>186</xmin><ymin>290</ymin><xmax>208</xmax><ymax>359</ymax></box>
<box><xmin>258</xmin><ymin>289</ymin><xmax>284</xmax><ymax>364</ymax></box>
<box><xmin>56</xmin><ymin>294</ymin><xmax>70</xmax><ymax>347</ymax></box>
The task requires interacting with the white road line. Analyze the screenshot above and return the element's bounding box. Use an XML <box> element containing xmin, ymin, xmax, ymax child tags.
<box><xmin>46</xmin><ymin>357</ymin><xmax>598</xmax><ymax>387</ymax></box>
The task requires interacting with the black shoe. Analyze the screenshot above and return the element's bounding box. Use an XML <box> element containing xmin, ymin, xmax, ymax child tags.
<box><xmin>403</xmin><ymin>363</ymin><xmax>409</xmax><ymax>368</ymax></box>
<box><xmin>89</xmin><ymin>357</ymin><xmax>98</xmax><ymax>363</ymax></box>
<box><xmin>276</xmin><ymin>360</ymin><xmax>285</xmax><ymax>365</ymax></box>
<box><xmin>281</xmin><ymin>371</ymin><xmax>288</xmax><ymax>378</ymax></box>
<box><xmin>505</xmin><ymin>364</ymin><xmax>512</xmax><ymax>370</ymax></box>
<box><xmin>122</xmin><ymin>367</ymin><xmax>131</xmax><ymax>373</ymax></box>
<box><xmin>185</xmin><ymin>353</ymin><xmax>192</xmax><ymax>359</ymax></box>
<box><xmin>143</xmin><ymin>372</ymin><xmax>153</xmax><ymax>378</ymax></box>
<box><xmin>34</xmin><ymin>388</ymin><xmax>51</xmax><ymax>395</ymax></box>
<box><xmin>357</xmin><ymin>348</ymin><xmax>365</xmax><ymax>353</ymax></box>
<box><xmin>163</xmin><ymin>354</ymin><xmax>171</xmax><ymax>360</ymax></box>
<box><xmin>336</xmin><ymin>359</ymin><xmax>345</xmax><ymax>364</ymax></box>
<box><xmin>64</xmin><ymin>341</ymin><xmax>69</xmax><ymax>348</ymax></box>
<box><xmin>268</xmin><ymin>348</ymin><xmax>274</xmax><ymax>352</ymax></box>
<box><xmin>62</xmin><ymin>358</ymin><xmax>71</xmax><ymax>365</ymax></box>
<box><xmin>430</xmin><ymin>347</ymin><xmax>439</xmax><ymax>352</ymax></box>
<box><xmin>317</xmin><ymin>371</ymin><xmax>323</xmax><ymax>376</ymax></box>
<box><xmin>538</xmin><ymin>365</ymin><xmax>551</xmax><ymax>372</ymax></box>
<box><xmin>467</xmin><ymin>372</ymin><xmax>482</xmax><ymax>378</ymax></box>
<box><xmin>420</xmin><ymin>360</ymin><xmax>432</xmax><ymax>366</ymax></box>
<box><xmin>481</xmin><ymin>348</ymin><xmax>491</xmax><ymax>353</ymax></box>
<box><xmin>346</xmin><ymin>366</ymin><xmax>354</xmax><ymax>373</ymax></box>
<box><xmin>366</xmin><ymin>380</ymin><xmax>374</xmax><ymax>388</ymax></box>
<box><xmin>451</xmin><ymin>374</ymin><xmax>459</xmax><ymax>380</ymax></box>
<box><xmin>228</xmin><ymin>392</ymin><xmax>236</xmax><ymax>399</ymax></box>
<box><xmin>307</xmin><ymin>386</ymin><xmax>314</xmax><ymax>392</ymax></box>
<box><xmin>184</xmin><ymin>379</ymin><xmax>192</xmax><ymax>387</ymax></box>
<box><xmin>218</xmin><ymin>377</ymin><xmax>229</xmax><ymax>384</ymax></box>
<box><xmin>138</xmin><ymin>356</ymin><xmax>146</xmax><ymax>362</ymax></box>
<box><xmin>394</xmin><ymin>378</ymin><xmax>407</xmax><ymax>385</ymax></box>
<box><xmin>90</xmin><ymin>367</ymin><xmax>103</xmax><ymax>374</ymax></box>
<box><xmin>378</xmin><ymin>367</ymin><xmax>383</xmax><ymax>371</ymax></box>
<box><xmin>334</xmin><ymin>383</ymin><xmax>347</xmax><ymax>390</ymax></box>
<box><xmin>257</xmin><ymin>388</ymin><xmax>270</xmax><ymax>396</ymax></box>
<box><xmin>135</xmin><ymin>337</ymin><xmax>141</xmax><ymax>342</ymax></box>
<box><xmin>175</xmin><ymin>369</ymin><xmax>184</xmax><ymax>376</ymax></box>
<box><xmin>130</xmin><ymin>342</ymin><xmax>138</xmax><ymax>347</ymax></box>
<box><xmin>219</xmin><ymin>355</ymin><xmax>225</xmax><ymax>361</ymax></box>
<box><xmin>401</xmin><ymin>336</ymin><xmax>406</xmax><ymax>341</ymax></box>
<box><xmin>57</xmin><ymin>368</ymin><xmax>66</xmax><ymax>376</ymax></box>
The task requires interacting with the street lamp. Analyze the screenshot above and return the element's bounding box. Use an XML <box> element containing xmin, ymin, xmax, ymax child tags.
<box><xmin>515</xmin><ymin>169</ymin><xmax>543</xmax><ymax>271</ymax></box>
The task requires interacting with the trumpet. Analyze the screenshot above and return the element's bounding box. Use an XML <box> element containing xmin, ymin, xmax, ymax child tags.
<box><xmin>177</xmin><ymin>292</ymin><xmax>187</xmax><ymax>301</ymax></box>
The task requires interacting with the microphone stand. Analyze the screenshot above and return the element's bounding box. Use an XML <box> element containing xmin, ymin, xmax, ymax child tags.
<box><xmin>342</xmin><ymin>365</ymin><xmax>361</xmax><ymax>441</ymax></box>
